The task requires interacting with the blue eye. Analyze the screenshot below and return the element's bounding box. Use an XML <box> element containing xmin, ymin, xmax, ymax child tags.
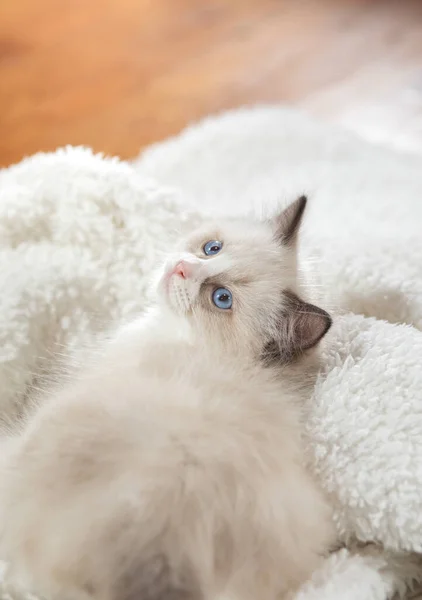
<box><xmin>203</xmin><ymin>240</ymin><xmax>222</xmax><ymax>256</ymax></box>
<box><xmin>212</xmin><ymin>287</ymin><xmax>232</xmax><ymax>310</ymax></box>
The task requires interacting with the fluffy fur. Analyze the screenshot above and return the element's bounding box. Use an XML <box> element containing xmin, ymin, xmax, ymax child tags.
<box><xmin>0</xmin><ymin>199</ymin><xmax>334</xmax><ymax>600</ymax></box>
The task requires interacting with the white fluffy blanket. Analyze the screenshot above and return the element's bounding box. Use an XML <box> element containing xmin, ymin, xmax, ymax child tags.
<box><xmin>1</xmin><ymin>107</ymin><xmax>422</xmax><ymax>599</ymax></box>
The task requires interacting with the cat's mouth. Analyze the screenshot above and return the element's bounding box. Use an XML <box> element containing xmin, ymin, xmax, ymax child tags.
<box><xmin>167</xmin><ymin>276</ymin><xmax>194</xmax><ymax>313</ymax></box>
<box><xmin>160</xmin><ymin>261</ymin><xmax>202</xmax><ymax>315</ymax></box>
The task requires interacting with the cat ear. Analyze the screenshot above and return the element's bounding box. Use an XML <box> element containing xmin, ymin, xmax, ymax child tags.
<box><xmin>264</xmin><ymin>291</ymin><xmax>332</xmax><ymax>364</ymax></box>
<box><xmin>272</xmin><ymin>195</ymin><xmax>307</xmax><ymax>247</ymax></box>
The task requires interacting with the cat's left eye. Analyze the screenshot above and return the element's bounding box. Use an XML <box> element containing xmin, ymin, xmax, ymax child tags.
<box><xmin>203</xmin><ymin>240</ymin><xmax>222</xmax><ymax>256</ymax></box>
<box><xmin>212</xmin><ymin>287</ymin><xmax>232</xmax><ymax>310</ymax></box>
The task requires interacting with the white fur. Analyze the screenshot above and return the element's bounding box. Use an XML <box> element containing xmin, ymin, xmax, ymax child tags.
<box><xmin>0</xmin><ymin>214</ymin><xmax>333</xmax><ymax>600</ymax></box>
<box><xmin>0</xmin><ymin>106</ymin><xmax>422</xmax><ymax>599</ymax></box>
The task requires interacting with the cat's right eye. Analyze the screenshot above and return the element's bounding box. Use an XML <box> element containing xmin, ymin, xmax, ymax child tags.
<box><xmin>212</xmin><ymin>287</ymin><xmax>232</xmax><ymax>310</ymax></box>
<box><xmin>203</xmin><ymin>240</ymin><xmax>223</xmax><ymax>256</ymax></box>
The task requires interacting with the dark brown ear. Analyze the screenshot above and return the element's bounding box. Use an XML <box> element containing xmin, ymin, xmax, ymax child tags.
<box><xmin>272</xmin><ymin>195</ymin><xmax>307</xmax><ymax>246</ymax></box>
<box><xmin>263</xmin><ymin>291</ymin><xmax>332</xmax><ymax>365</ymax></box>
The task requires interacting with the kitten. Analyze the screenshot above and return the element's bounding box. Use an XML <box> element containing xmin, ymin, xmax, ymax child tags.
<box><xmin>0</xmin><ymin>196</ymin><xmax>334</xmax><ymax>600</ymax></box>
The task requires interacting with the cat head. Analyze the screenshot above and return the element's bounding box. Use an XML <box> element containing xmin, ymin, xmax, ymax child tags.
<box><xmin>157</xmin><ymin>196</ymin><xmax>331</xmax><ymax>363</ymax></box>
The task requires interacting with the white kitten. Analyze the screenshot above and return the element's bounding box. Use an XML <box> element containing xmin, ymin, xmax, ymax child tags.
<box><xmin>0</xmin><ymin>197</ymin><xmax>334</xmax><ymax>600</ymax></box>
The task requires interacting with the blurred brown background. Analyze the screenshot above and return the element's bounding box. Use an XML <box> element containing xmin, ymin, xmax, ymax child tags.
<box><xmin>1</xmin><ymin>0</ymin><xmax>422</xmax><ymax>167</ymax></box>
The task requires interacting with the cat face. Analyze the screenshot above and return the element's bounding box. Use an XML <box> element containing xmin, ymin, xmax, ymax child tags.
<box><xmin>158</xmin><ymin>197</ymin><xmax>331</xmax><ymax>362</ymax></box>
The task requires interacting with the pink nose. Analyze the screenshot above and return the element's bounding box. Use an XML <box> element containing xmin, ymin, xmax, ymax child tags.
<box><xmin>173</xmin><ymin>260</ymin><xmax>190</xmax><ymax>279</ymax></box>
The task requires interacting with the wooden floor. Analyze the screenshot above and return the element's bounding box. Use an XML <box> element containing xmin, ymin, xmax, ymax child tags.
<box><xmin>1</xmin><ymin>0</ymin><xmax>422</xmax><ymax>167</ymax></box>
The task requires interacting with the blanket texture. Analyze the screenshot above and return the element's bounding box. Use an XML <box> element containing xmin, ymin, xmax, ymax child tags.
<box><xmin>1</xmin><ymin>107</ymin><xmax>421</xmax><ymax>599</ymax></box>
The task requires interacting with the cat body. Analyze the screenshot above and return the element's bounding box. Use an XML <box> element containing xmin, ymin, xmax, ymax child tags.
<box><xmin>0</xmin><ymin>198</ymin><xmax>334</xmax><ymax>600</ymax></box>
